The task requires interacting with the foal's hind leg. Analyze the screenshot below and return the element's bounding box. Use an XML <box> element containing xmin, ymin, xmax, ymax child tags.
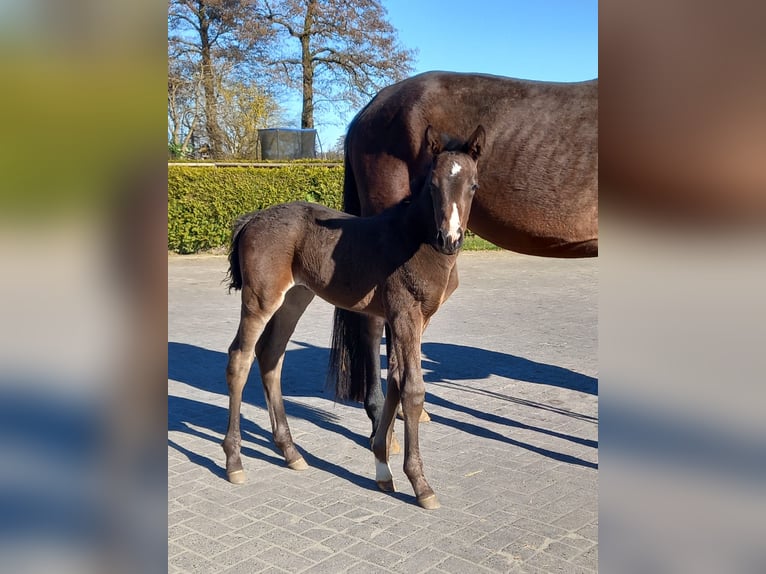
<box><xmin>223</xmin><ymin>287</ymin><xmax>291</xmax><ymax>484</ymax></box>
<box><xmin>223</xmin><ymin>313</ymin><xmax>270</xmax><ymax>483</ymax></box>
<box><xmin>254</xmin><ymin>286</ymin><xmax>314</xmax><ymax>470</ymax></box>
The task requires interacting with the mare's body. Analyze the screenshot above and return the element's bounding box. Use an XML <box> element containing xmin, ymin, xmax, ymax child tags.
<box><xmin>331</xmin><ymin>71</ymin><xmax>598</xmax><ymax>441</ymax></box>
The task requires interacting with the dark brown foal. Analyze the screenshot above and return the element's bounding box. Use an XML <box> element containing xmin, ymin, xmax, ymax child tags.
<box><xmin>222</xmin><ymin>125</ymin><xmax>484</xmax><ymax>509</ymax></box>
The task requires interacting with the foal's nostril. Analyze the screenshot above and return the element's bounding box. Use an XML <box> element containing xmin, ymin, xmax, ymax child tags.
<box><xmin>436</xmin><ymin>230</ymin><xmax>447</xmax><ymax>249</ymax></box>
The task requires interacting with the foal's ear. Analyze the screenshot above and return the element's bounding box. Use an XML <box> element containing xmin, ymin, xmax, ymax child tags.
<box><xmin>425</xmin><ymin>125</ymin><xmax>443</xmax><ymax>155</ymax></box>
<box><xmin>466</xmin><ymin>125</ymin><xmax>486</xmax><ymax>160</ymax></box>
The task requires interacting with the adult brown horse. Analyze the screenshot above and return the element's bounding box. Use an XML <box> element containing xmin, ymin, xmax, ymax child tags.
<box><xmin>223</xmin><ymin>126</ymin><xmax>484</xmax><ymax>509</ymax></box>
<box><xmin>330</xmin><ymin>71</ymin><xmax>598</xmax><ymax>447</ymax></box>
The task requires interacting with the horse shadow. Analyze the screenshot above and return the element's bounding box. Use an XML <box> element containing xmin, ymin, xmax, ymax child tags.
<box><xmin>168</xmin><ymin>339</ymin><xmax>598</xmax><ymax>479</ymax></box>
<box><xmin>421</xmin><ymin>341</ymin><xmax>597</xmax><ymax>395</ymax></box>
<box><xmin>417</xmin><ymin>342</ymin><xmax>598</xmax><ymax>469</ymax></box>
<box><xmin>168</xmin><ymin>340</ymin><xmax>381</xmax><ymax>490</ymax></box>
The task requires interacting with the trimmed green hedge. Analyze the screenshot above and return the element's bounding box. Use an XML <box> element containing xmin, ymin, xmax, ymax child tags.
<box><xmin>168</xmin><ymin>165</ymin><xmax>344</xmax><ymax>253</ymax></box>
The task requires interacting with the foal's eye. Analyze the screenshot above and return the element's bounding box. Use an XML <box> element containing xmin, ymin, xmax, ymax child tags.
<box><xmin>471</xmin><ymin>183</ymin><xmax>479</xmax><ymax>193</ymax></box>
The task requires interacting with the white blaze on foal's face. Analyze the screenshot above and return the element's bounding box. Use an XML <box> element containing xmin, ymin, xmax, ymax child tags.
<box><xmin>440</xmin><ymin>160</ymin><xmax>464</xmax><ymax>241</ymax></box>
<box><xmin>447</xmin><ymin>202</ymin><xmax>461</xmax><ymax>241</ymax></box>
<box><xmin>446</xmin><ymin>161</ymin><xmax>463</xmax><ymax>240</ymax></box>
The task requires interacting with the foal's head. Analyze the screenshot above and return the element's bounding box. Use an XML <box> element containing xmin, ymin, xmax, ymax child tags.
<box><xmin>425</xmin><ymin>125</ymin><xmax>485</xmax><ymax>255</ymax></box>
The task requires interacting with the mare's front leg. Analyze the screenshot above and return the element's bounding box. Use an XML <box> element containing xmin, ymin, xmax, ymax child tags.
<box><xmin>254</xmin><ymin>286</ymin><xmax>314</xmax><ymax>470</ymax></box>
<box><xmin>389</xmin><ymin>310</ymin><xmax>439</xmax><ymax>509</ymax></box>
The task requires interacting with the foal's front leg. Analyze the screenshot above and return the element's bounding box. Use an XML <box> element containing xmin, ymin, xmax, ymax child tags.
<box><xmin>389</xmin><ymin>311</ymin><xmax>439</xmax><ymax>509</ymax></box>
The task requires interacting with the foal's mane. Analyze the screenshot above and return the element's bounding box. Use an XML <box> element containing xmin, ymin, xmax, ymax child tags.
<box><xmin>440</xmin><ymin>135</ymin><xmax>474</xmax><ymax>153</ymax></box>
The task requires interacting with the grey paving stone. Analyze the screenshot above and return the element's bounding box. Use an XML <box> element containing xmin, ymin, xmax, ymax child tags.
<box><xmin>570</xmin><ymin>544</ymin><xmax>598</xmax><ymax>571</ymax></box>
<box><xmin>255</xmin><ymin>545</ymin><xmax>315</xmax><ymax>572</ymax></box>
<box><xmin>169</xmin><ymin>252</ymin><xmax>597</xmax><ymax>573</ymax></box>
<box><xmin>220</xmin><ymin>557</ymin><xmax>272</xmax><ymax>574</ymax></box>
<box><xmin>175</xmin><ymin>531</ymin><xmax>230</xmax><ymax>558</ymax></box>
<box><xmin>300</xmin><ymin>551</ymin><xmax>358</xmax><ymax>573</ymax></box>
<box><xmin>344</xmin><ymin>541</ymin><xmax>406</xmax><ymax>567</ymax></box>
<box><xmin>439</xmin><ymin>555</ymin><xmax>498</xmax><ymax>574</ymax></box>
<box><xmin>391</xmin><ymin>547</ymin><xmax>451</xmax><ymax>574</ymax></box>
<box><xmin>168</xmin><ymin>551</ymin><xmax>216</xmax><ymax>574</ymax></box>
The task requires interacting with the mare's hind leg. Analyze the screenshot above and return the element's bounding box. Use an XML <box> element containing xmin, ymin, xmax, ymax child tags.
<box><xmin>254</xmin><ymin>286</ymin><xmax>314</xmax><ymax>470</ymax></box>
<box><xmin>360</xmin><ymin>317</ymin><xmax>387</xmax><ymax>441</ymax></box>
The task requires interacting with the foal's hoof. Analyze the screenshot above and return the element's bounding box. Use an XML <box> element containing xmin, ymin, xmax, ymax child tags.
<box><xmin>417</xmin><ymin>493</ymin><xmax>440</xmax><ymax>510</ymax></box>
<box><xmin>227</xmin><ymin>469</ymin><xmax>246</xmax><ymax>484</ymax></box>
<box><xmin>376</xmin><ymin>479</ymin><xmax>396</xmax><ymax>493</ymax></box>
<box><xmin>287</xmin><ymin>457</ymin><xmax>308</xmax><ymax>471</ymax></box>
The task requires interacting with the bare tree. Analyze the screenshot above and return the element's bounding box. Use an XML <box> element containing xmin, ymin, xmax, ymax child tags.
<box><xmin>218</xmin><ymin>78</ymin><xmax>285</xmax><ymax>158</ymax></box>
<box><xmin>257</xmin><ymin>0</ymin><xmax>416</xmax><ymax>129</ymax></box>
<box><xmin>168</xmin><ymin>52</ymin><xmax>203</xmax><ymax>156</ymax></box>
<box><xmin>168</xmin><ymin>0</ymin><xmax>273</xmax><ymax>158</ymax></box>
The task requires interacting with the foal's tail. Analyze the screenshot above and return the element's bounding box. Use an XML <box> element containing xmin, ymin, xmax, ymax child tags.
<box><xmin>225</xmin><ymin>212</ymin><xmax>257</xmax><ymax>293</ymax></box>
<box><xmin>327</xmin><ymin>136</ymin><xmax>366</xmax><ymax>402</ymax></box>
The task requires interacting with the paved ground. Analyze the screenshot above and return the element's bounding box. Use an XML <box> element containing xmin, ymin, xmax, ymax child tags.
<box><xmin>168</xmin><ymin>251</ymin><xmax>598</xmax><ymax>573</ymax></box>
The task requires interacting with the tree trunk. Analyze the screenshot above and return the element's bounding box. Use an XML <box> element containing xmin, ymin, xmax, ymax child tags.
<box><xmin>300</xmin><ymin>1</ymin><xmax>316</xmax><ymax>129</ymax></box>
<box><xmin>198</xmin><ymin>5</ymin><xmax>225</xmax><ymax>158</ymax></box>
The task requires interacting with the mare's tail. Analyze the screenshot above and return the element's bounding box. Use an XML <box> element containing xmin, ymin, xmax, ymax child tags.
<box><xmin>327</xmin><ymin>310</ymin><xmax>367</xmax><ymax>402</ymax></box>
<box><xmin>225</xmin><ymin>212</ymin><xmax>257</xmax><ymax>293</ymax></box>
<box><xmin>327</xmin><ymin>139</ymin><xmax>366</xmax><ymax>402</ymax></box>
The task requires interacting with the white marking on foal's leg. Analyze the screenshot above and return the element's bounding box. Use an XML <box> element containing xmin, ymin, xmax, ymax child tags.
<box><xmin>450</xmin><ymin>161</ymin><xmax>461</xmax><ymax>176</ymax></box>
<box><xmin>447</xmin><ymin>202</ymin><xmax>461</xmax><ymax>241</ymax></box>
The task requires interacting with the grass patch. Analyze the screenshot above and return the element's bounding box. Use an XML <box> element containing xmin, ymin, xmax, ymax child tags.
<box><xmin>463</xmin><ymin>232</ymin><xmax>501</xmax><ymax>251</ymax></box>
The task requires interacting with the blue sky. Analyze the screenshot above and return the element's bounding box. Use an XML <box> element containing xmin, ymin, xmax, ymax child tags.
<box><xmin>310</xmin><ymin>0</ymin><xmax>598</xmax><ymax>150</ymax></box>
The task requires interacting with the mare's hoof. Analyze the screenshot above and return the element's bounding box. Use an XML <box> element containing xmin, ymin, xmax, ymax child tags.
<box><xmin>369</xmin><ymin>435</ymin><xmax>401</xmax><ymax>455</ymax></box>
<box><xmin>417</xmin><ymin>493</ymin><xmax>440</xmax><ymax>510</ymax></box>
<box><xmin>396</xmin><ymin>407</ymin><xmax>431</xmax><ymax>423</ymax></box>
<box><xmin>227</xmin><ymin>469</ymin><xmax>246</xmax><ymax>484</ymax></box>
<box><xmin>390</xmin><ymin>434</ymin><xmax>401</xmax><ymax>455</ymax></box>
<box><xmin>376</xmin><ymin>479</ymin><xmax>396</xmax><ymax>493</ymax></box>
<box><xmin>287</xmin><ymin>457</ymin><xmax>309</xmax><ymax>471</ymax></box>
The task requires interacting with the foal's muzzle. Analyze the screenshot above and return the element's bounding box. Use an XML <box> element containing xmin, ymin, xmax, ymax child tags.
<box><xmin>436</xmin><ymin>229</ymin><xmax>464</xmax><ymax>255</ymax></box>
